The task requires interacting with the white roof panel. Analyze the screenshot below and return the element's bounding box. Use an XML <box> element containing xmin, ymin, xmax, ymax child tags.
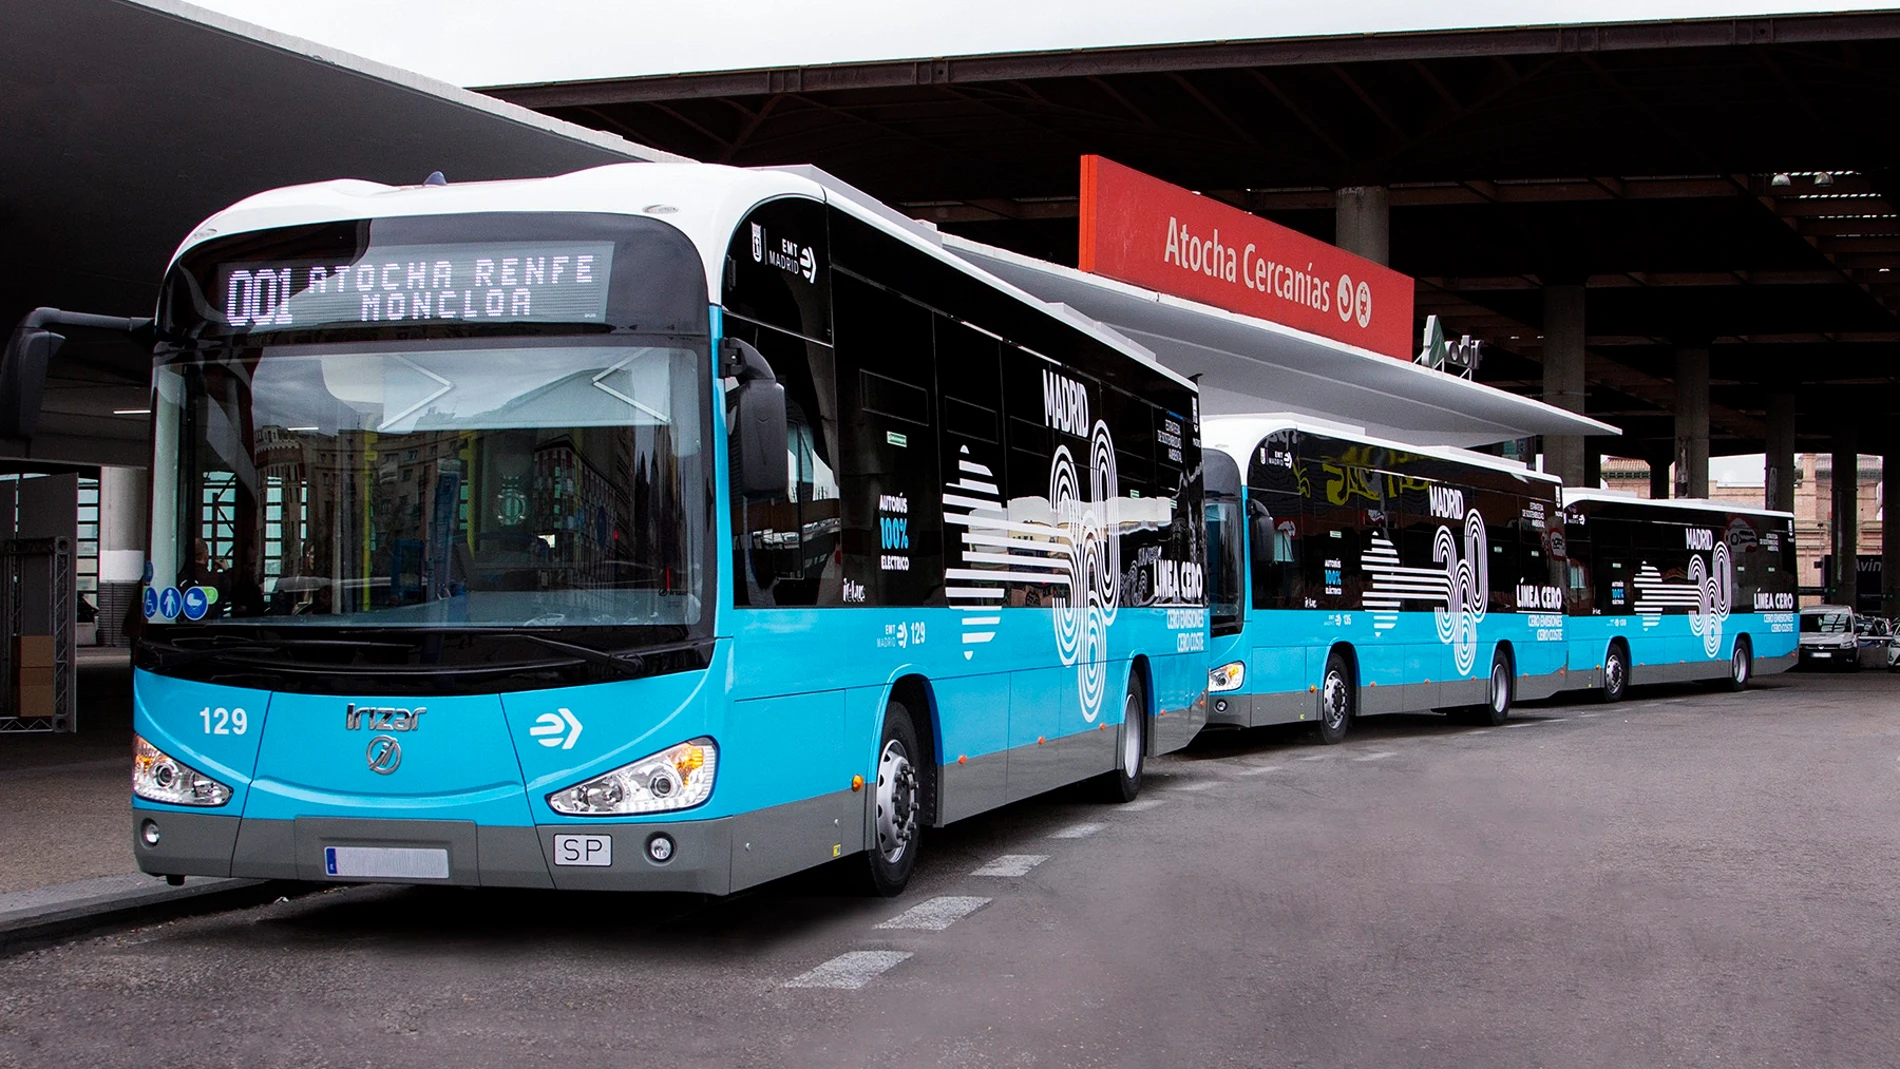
<box><xmin>944</xmin><ymin>234</ymin><xmax>1619</xmax><ymax>450</ymax></box>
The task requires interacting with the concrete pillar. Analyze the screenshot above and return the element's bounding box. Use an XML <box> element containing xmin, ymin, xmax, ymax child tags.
<box><xmin>1582</xmin><ymin>442</ymin><xmax>1602</xmax><ymax>489</ymax></box>
<box><xmin>1541</xmin><ymin>285</ymin><xmax>1587</xmax><ymax>487</ymax></box>
<box><xmin>1334</xmin><ymin>186</ymin><xmax>1390</xmax><ymax>266</ymax></box>
<box><xmin>97</xmin><ymin>465</ymin><xmax>148</xmax><ymax>584</ymax></box>
<box><xmin>1765</xmin><ymin>391</ymin><xmax>1797</xmax><ymax>514</ymax></box>
<box><xmin>1673</xmin><ymin>347</ymin><xmax>1710</xmax><ymax>499</ymax></box>
<box><xmin>1649</xmin><ymin>456</ymin><xmax>1671</xmax><ymax>500</ymax></box>
<box><xmin>1831</xmin><ymin>428</ymin><xmax>1859</xmax><ymax>608</ymax></box>
<box><xmin>1884</xmin><ymin>450</ymin><xmax>1899</xmax><ymax>617</ymax></box>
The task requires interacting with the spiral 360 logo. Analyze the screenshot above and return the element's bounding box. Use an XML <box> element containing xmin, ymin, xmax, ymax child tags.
<box><xmin>1687</xmin><ymin>542</ymin><xmax>1733</xmax><ymax>657</ymax></box>
<box><xmin>1633</xmin><ymin>532</ymin><xmax>1733</xmax><ymax>658</ymax></box>
<box><xmin>941</xmin><ymin>378</ymin><xmax>1122</xmax><ymax>721</ymax></box>
<box><xmin>1362</xmin><ymin>507</ymin><xmax>1488</xmax><ymax>677</ymax></box>
<box><xmin>1434</xmin><ymin>511</ymin><xmax>1489</xmax><ymax>676</ymax></box>
<box><xmin>1048</xmin><ymin>423</ymin><xmax>1121</xmax><ymax>721</ymax></box>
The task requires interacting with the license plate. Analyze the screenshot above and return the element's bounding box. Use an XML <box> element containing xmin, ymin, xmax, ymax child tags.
<box><xmin>1811</xmin><ymin>651</ymin><xmax>1831</xmax><ymax>658</ymax></box>
<box><xmin>323</xmin><ymin>845</ymin><xmax>450</xmax><ymax>879</ymax></box>
<box><xmin>553</xmin><ymin>834</ymin><xmax>613</xmax><ymax>867</ymax></box>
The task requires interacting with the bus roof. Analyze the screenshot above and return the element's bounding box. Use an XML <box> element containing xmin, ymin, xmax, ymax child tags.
<box><xmin>168</xmin><ymin>161</ymin><xmax>1194</xmax><ymax>391</ymax></box>
<box><xmin>1203</xmin><ymin>413</ymin><xmax>1562</xmax><ymax>485</ymax></box>
<box><xmin>1561</xmin><ymin>488</ymin><xmax>1793</xmax><ymax>522</ymax></box>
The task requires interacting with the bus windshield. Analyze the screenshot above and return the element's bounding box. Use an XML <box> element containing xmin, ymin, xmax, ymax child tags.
<box><xmin>1205</xmin><ymin>497</ymin><xmax>1244</xmax><ymax>629</ymax></box>
<box><xmin>148</xmin><ymin>337</ymin><xmax>709</xmax><ymax>630</ymax></box>
<box><xmin>1801</xmin><ymin>611</ymin><xmax>1851</xmax><ymax>634</ymax></box>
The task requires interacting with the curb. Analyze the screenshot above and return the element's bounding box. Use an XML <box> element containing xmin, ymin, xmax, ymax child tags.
<box><xmin>0</xmin><ymin>875</ymin><xmax>302</xmax><ymax>956</ymax></box>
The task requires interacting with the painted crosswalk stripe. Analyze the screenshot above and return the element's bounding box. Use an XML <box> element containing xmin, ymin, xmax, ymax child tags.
<box><xmin>783</xmin><ymin>950</ymin><xmax>912</xmax><ymax>989</ymax></box>
<box><xmin>1297</xmin><ymin>753</ymin><xmax>1332</xmax><ymax>761</ymax></box>
<box><xmin>875</xmin><ymin>896</ymin><xmax>992</xmax><ymax>932</ymax></box>
<box><xmin>1049</xmin><ymin>822</ymin><xmax>1105</xmax><ymax>839</ymax></box>
<box><xmin>1120</xmin><ymin>798</ymin><xmax>1167</xmax><ymax>812</ymax></box>
<box><xmin>971</xmin><ymin>854</ymin><xmax>1048</xmax><ymax>877</ymax></box>
<box><xmin>1175</xmin><ymin>780</ymin><xmax>1219</xmax><ymax>792</ymax></box>
<box><xmin>1234</xmin><ymin>764</ymin><xmax>1284</xmax><ymax>776</ymax></box>
<box><xmin>1506</xmin><ymin>720</ymin><xmax>1544</xmax><ymax>729</ymax></box>
<box><xmin>1352</xmin><ymin>751</ymin><xmax>1395</xmax><ymax>762</ymax></box>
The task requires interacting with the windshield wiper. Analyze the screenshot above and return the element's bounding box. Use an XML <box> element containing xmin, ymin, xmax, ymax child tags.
<box><xmin>330</xmin><ymin>626</ymin><xmax>661</xmax><ymax>679</ymax></box>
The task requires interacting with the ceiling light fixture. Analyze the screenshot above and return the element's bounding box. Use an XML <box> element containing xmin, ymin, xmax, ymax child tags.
<box><xmin>112</xmin><ymin>408</ymin><xmax>152</xmax><ymax>416</ymax></box>
<box><xmin>1814</xmin><ymin>171</ymin><xmax>1835</xmax><ymax>188</ymax></box>
<box><xmin>1770</xmin><ymin>173</ymin><xmax>1793</xmax><ymax>187</ymax></box>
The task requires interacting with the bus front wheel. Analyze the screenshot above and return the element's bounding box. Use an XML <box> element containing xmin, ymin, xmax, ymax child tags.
<box><xmin>859</xmin><ymin>702</ymin><xmax>924</xmax><ymax>897</ymax></box>
<box><xmin>1095</xmin><ymin>677</ymin><xmax>1146</xmax><ymax>803</ymax></box>
<box><xmin>1314</xmin><ymin>652</ymin><xmax>1354</xmax><ymax>745</ymax></box>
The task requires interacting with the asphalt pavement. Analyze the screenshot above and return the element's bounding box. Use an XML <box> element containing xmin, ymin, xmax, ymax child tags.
<box><xmin>2</xmin><ymin>670</ymin><xmax>1897</xmax><ymax>1069</ymax></box>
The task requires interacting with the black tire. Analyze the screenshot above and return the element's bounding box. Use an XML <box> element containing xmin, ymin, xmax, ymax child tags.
<box><xmin>1095</xmin><ymin>677</ymin><xmax>1146</xmax><ymax>803</ymax></box>
<box><xmin>1601</xmin><ymin>643</ymin><xmax>1629</xmax><ymax>704</ymax></box>
<box><xmin>1469</xmin><ymin>648</ymin><xmax>1513</xmax><ymax>726</ymax></box>
<box><xmin>1313</xmin><ymin>651</ymin><xmax>1354</xmax><ymax>744</ymax></box>
<box><xmin>857</xmin><ymin>701</ymin><xmax>924</xmax><ymax>897</ymax></box>
<box><xmin>1725</xmin><ymin>638</ymin><xmax>1752</xmax><ymax>692</ymax></box>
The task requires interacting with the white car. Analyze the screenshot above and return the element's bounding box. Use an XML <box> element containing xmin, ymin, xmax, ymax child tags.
<box><xmin>1798</xmin><ymin>606</ymin><xmax>1899</xmax><ymax>671</ymax></box>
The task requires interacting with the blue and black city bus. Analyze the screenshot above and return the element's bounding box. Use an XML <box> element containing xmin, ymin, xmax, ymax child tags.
<box><xmin>1556</xmin><ymin>491</ymin><xmax>1797</xmax><ymax>699</ymax></box>
<box><xmin>1202</xmin><ymin>417</ymin><xmax>1568</xmax><ymax>741</ymax></box>
<box><xmin>128</xmin><ymin>163</ymin><xmax>1208</xmax><ymax>895</ymax></box>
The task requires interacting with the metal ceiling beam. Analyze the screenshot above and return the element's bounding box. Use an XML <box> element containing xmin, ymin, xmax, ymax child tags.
<box><xmin>482</xmin><ymin>12</ymin><xmax>1900</xmax><ymax>107</ymax></box>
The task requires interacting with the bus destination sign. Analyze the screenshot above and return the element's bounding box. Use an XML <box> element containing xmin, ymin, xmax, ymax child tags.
<box><xmin>215</xmin><ymin>241</ymin><xmax>615</xmax><ymax>331</ymax></box>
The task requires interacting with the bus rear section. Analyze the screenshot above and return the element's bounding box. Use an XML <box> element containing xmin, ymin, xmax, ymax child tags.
<box><xmin>1557</xmin><ymin>492</ymin><xmax>1797</xmax><ymax>700</ymax></box>
<box><xmin>130</xmin><ymin>162</ymin><xmax>1208</xmax><ymax>897</ymax></box>
<box><xmin>1202</xmin><ymin>418</ymin><xmax>1567</xmax><ymax>743</ymax></box>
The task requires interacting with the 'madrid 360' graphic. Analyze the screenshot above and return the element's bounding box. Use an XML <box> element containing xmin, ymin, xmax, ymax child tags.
<box><xmin>1361</xmin><ymin>486</ymin><xmax>1489</xmax><ymax>676</ymax></box>
<box><xmin>1634</xmin><ymin>529</ymin><xmax>1732</xmax><ymax>657</ymax></box>
<box><xmin>942</xmin><ymin>371</ymin><xmax>1122</xmax><ymax>721</ymax></box>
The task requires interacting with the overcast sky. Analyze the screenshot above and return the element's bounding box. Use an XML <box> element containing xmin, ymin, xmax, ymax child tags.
<box><xmin>181</xmin><ymin>0</ymin><xmax>1899</xmax><ymax>87</ymax></box>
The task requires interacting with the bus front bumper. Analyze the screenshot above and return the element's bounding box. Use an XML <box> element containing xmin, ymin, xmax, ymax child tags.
<box><xmin>133</xmin><ymin>810</ymin><xmax>736</xmax><ymax>895</ymax></box>
<box><xmin>1206</xmin><ymin>692</ymin><xmax>1252</xmax><ymax>727</ymax></box>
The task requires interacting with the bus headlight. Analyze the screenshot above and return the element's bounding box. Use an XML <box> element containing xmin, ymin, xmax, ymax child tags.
<box><xmin>1208</xmin><ymin>661</ymin><xmax>1246</xmax><ymax>693</ymax></box>
<box><xmin>132</xmin><ymin>735</ymin><xmax>232</xmax><ymax>807</ymax></box>
<box><xmin>547</xmin><ymin>738</ymin><xmax>718</xmax><ymax>816</ymax></box>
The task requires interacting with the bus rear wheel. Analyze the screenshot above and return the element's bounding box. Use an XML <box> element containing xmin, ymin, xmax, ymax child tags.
<box><xmin>1725</xmin><ymin>638</ymin><xmax>1752</xmax><ymax>691</ymax></box>
<box><xmin>858</xmin><ymin>701</ymin><xmax>923</xmax><ymax>897</ymax></box>
<box><xmin>1601</xmin><ymin>644</ymin><xmax>1629</xmax><ymax>704</ymax></box>
<box><xmin>1095</xmin><ymin>677</ymin><xmax>1146</xmax><ymax>803</ymax></box>
<box><xmin>1313</xmin><ymin>652</ymin><xmax>1353</xmax><ymax>745</ymax></box>
<box><xmin>1467</xmin><ymin>649</ymin><xmax>1513</xmax><ymax>726</ymax></box>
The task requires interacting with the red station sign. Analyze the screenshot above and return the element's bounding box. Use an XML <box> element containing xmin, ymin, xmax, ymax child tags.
<box><xmin>1078</xmin><ymin>155</ymin><xmax>1416</xmax><ymax>359</ymax></box>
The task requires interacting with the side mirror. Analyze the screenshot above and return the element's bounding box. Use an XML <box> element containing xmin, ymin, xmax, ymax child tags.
<box><xmin>733</xmin><ymin>379</ymin><xmax>788</xmax><ymax>498</ymax></box>
<box><xmin>0</xmin><ymin>327</ymin><xmax>64</xmax><ymax>439</ymax></box>
<box><xmin>1</xmin><ymin>308</ymin><xmax>156</xmax><ymax>441</ymax></box>
<box><xmin>722</xmin><ymin>338</ymin><xmax>789</xmax><ymax>499</ymax></box>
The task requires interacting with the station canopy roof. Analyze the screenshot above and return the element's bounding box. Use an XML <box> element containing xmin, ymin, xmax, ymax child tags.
<box><xmin>489</xmin><ymin>9</ymin><xmax>1900</xmax><ymax>459</ymax></box>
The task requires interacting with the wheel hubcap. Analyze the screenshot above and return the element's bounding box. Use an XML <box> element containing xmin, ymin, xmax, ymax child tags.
<box><xmin>1121</xmin><ymin>694</ymin><xmax>1142</xmax><ymax>776</ymax></box>
<box><xmin>1322</xmin><ymin>670</ymin><xmax>1348</xmax><ymax>731</ymax></box>
<box><xmin>1492</xmin><ymin>665</ymin><xmax>1508</xmax><ymax>712</ymax></box>
<box><xmin>1734</xmin><ymin>649</ymin><xmax>1747</xmax><ymax>682</ymax></box>
<box><xmin>874</xmin><ymin>739</ymin><xmax>920</xmax><ymax>864</ymax></box>
<box><xmin>1607</xmin><ymin>657</ymin><xmax>1624</xmax><ymax>694</ymax></box>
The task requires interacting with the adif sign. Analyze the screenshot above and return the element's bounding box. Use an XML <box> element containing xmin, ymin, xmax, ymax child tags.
<box><xmin>1078</xmin><ymin>155</ymin><xmax>1415</xmax><ymax>359</ymax></box>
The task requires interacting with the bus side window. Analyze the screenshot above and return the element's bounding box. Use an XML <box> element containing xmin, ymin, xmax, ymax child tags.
<box><xmin>1249</xmin><ymin>492</ymin><xmax>1302</xmax><ymax>609</ymax></box>
<box><xmin>833</xmin><ymin>272</ymin><xmax>943</xmax><ymax>608</ymax></box>
<box><xmin>725</xmin><ymin>320</ymin><xmax>841</xmax><ymax>608</ymax></box>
